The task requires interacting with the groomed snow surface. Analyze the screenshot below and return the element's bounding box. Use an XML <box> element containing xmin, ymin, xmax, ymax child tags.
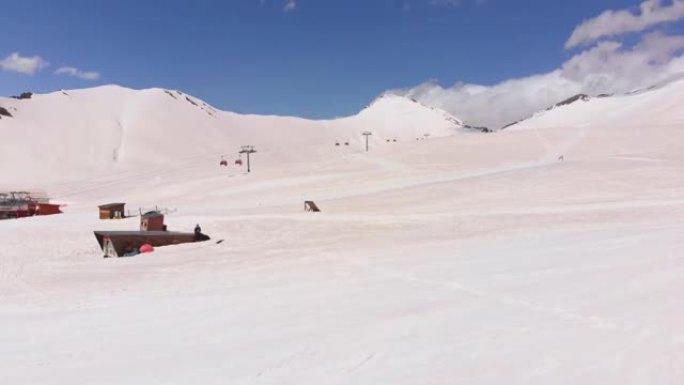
<box><xmin>1</xmin><ymin>84</ymin><xmax>683</xmax><ymax>384</ymax></box>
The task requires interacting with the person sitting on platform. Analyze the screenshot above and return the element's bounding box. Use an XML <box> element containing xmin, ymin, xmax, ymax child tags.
<box><xmin>194</xmin><ymin>224</ymin><xmax>210</xmax><ymax>241</ymax></box>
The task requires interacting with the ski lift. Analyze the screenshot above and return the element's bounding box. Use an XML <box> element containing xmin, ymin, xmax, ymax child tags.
<box><xmin>219</xmin><ymin>155</ymin><xmax>228</xmax><ymax>167</ymax></box>
<box><xmin>335</xmin><ymin>141</ymin><xmax>340</xmax><ymax>146</ymax></box>
<box><xmin>235</xmin><ymin>154</ymin><xmax>243</xmax><ymax>165</ymax></box>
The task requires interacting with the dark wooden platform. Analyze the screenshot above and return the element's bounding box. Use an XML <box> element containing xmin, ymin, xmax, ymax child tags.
<box><xmin>304</xmin><ymin>200</ymin><xmax>321</xmax><ymax>212</ymax></box>
<box><xmin>93</xmin><ymin>230</ymin><xmax>207</xmax><ymax>258</ymax></box>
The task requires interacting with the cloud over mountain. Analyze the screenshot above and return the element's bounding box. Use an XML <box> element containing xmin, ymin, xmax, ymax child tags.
<box><xmin>55</xmin><ymin>66</ymin><xmax>101</xmax><ymax>81</ymax></box>
<box><xmin>389</xmin><ymin>2</ymin><xmax>684</xmax><ymax>129</ymax></box>
<box><xmin>0</xmin><ymin>52</ymin><xmax>49</xmax><ymax>75</ymax></box>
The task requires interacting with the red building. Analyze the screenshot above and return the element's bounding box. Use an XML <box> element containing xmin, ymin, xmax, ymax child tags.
<box><xmin>29</xmin><ymin>202</ymin><xmax>63</xmax><ymax>216</ymax></box>
<box><xmin>140</xmin><ymin>211</ymin><xmax>166</xmax><ymax>231</ymax></box>
<box><xmin>0</xmin><ymin>191</ymin><xmax>62</xmax><ymax>219</ymax></box>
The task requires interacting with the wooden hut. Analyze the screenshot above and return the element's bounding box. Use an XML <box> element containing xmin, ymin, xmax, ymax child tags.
<box><xmin>99</xmin><ymin>203</ymin><xmax>126</xmax><ymax>219</ymax></box>
<box><xmin>140</xmin><ymin>211</ymin><xmax>165</xmax><ymax>231</ymax></box>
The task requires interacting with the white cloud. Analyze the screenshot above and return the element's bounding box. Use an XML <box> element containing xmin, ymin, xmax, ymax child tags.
<box><xmin>55</xmin><ymin>66</ymin><xmax>101</xmax><ymax>81</ymax></box>
<box><xmin>389</xmin><ymin>2</ymin><xmax>684</xmax><ymax>128</ymax></box>
<box><xmin>566</xmin><ymin>0</ymin><xmax>684</xmax><ymax>49</ymax></box>
<box><xmin>426</xmin><ymin>0</ymin><xmax>486</xmax><ymax>7</ymax></box>
<box><xmin>561</xmin><ymin>32</ymin><xmax>684</xmax><ymax>88</ymax></box>
<box><xmin>258</xmin><ymin>0</ymin><xmax>295</xmax><ymax>11</ymax></box>
<box><xmin>402</xmin><ymin>0</ymin><xmax>486</xmax><ymax>12</ymax></box>
<box><xmin>430</xmin><ymin>0</ymin><xmax>462</xmax><ymax>7</ymax></box>
<box><xmin>0</xmin><ymin>52</ymin><xmax>49</xmax><ymax>75</ymax></box>
<box><xmin>284</xmin><ymin>0</ymin><xmax>296</xmax><ymax>12</ymax></box>
<box><xmin>391</xmin><ymin>31</ymin><xmax>684</xmax><ymax>128</ymax></box>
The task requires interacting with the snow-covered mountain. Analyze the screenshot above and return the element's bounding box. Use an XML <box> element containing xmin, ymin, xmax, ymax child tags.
<box><xmin>3</xmin><ymin>79</ymin><xmax>684</xmax><ymax>384</ymax></box>
<box><xmin>504</xmin><ymin>76</ymin><xmax>684</xmax><ymax>130</ymax></box>
<box><xmin>0</xmin><ymin>86</ymin><xmax>467</xmax><ymax>185</ymax></box>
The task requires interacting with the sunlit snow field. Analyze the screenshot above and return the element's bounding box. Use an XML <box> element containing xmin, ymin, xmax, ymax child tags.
<box><xmin>1</xmin><ymin>82</ymin><xmax>683</xmax><ymax>384</ymax></box>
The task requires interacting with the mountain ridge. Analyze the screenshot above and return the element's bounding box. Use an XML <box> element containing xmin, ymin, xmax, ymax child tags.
<box><xmin>503</xmin><ymin>74</ymin><xmax>684</xmax><ymax>130</ymax></box>
<box><xmin>0</xmin><ymin>85</ymin><xmax>468</xmax><ymax>185</ymax></box>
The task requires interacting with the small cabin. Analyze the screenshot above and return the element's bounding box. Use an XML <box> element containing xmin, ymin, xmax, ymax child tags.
<box><xmin>99</xmin><ymin>203</ymin><xmax>126</xmax><ymax>219</ymax></box>
<box><xmin>140</xmin><ymin>211</ymin><xmax>165</xmax><ymax>231</ymax></box>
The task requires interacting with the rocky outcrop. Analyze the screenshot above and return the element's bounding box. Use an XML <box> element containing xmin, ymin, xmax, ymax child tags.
<box><xmin>11</xmin><ymin>92</ymin><xmax>33</xmax><ymax>100</ymax></box>
<box><xmin>463</xmin><ymin>124</ymin><xmax>491</xmax><ymax>133</ymax></box>
<box><xmin>549</xmin><ymin>94</ymin><xmax>590</xmax><ymax>109</ymax></box>
<box><xmin>0</xmin><ymin>107</ymin><xmax>12</xmax><ymax>118</ymax></box>
<box><xmin>501</xmin><ymin>93</ymin><xmax>593</xmax><ymax>129</ymax></box>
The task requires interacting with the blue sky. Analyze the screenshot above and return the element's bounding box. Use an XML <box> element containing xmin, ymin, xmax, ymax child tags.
<box><xmin>0</xmin><ymin>0</ymin><xmax>677</xmax><ymax>118</ymax></box>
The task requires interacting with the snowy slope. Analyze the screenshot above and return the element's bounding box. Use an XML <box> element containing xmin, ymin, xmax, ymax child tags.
<box><xmin>1</xmin><ymin>82</ymin><xmax>683</xmax><ymax>384</ymax></box>
<box><xmin>0</xmin><ymin>87</ymin><xmax>466</xmax><ymax>186</ymax></box>
<box><xmin>506</xmin><ymin>76</ymin><xmax>684</xmax><ymax>130</ymax></box>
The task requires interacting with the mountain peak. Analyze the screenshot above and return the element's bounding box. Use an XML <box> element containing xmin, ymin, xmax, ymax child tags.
<box><xmin>0</xmin><ymin>84</ymin><xmax>474</xmax><ymax>184</ymax></box>
<box><xmin>362</xmin><ymin>92</ymin><xmax>465</xmax><ymax>128</ymax></box>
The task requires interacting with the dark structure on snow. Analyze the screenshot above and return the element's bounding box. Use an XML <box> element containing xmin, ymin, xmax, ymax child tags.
<box><xmin>304</xmin><ymin>201</ymin><xmax>321</xmax><ymax>212</ymax></box>
<box><xmin>93</xmin><ymin>231</ymin><xmax>202</xmax><ymax>258</ymax></box>
<box><xmin>94</xmin><ymin>211</ymin><xmax>210</xmax><ymax>258</ymax></box>
<box><xmin>140</xmin><ymin>211</ymin><xmax>165</xmax><ymax>231</ymax></box>
<box><xmin>98</xmin><ymin>203</ymin><xmax>126</xmax><ymax>219</ymax></box>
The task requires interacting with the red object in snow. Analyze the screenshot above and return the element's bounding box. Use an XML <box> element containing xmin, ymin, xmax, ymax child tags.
<box><xmin>140</xmin><ymin>244</ymin><xmax>154</xmax><ymax>253</ymax></box>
